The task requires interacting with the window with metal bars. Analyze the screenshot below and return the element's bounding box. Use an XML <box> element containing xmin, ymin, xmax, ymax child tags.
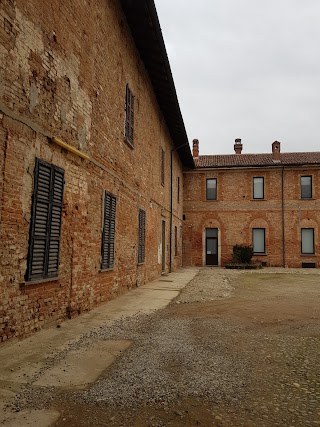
<box><xmin>124</xmin><ymin>84</ymin><xmax>134</xmax><ymax>146</ymax></box>
<box><xmin>138</xmin><ymin>209</ymin><xmax>146</xmax><ymax>264</ymax></box>
<box><xmin>161</xmin><ymin>148</ymin><xmax>165</xmax><ymax>186</ymax></box>
<box><xmin>25</xmin><ymin>158</ymin><xmax>64</xmax><ymax>282</ymax></box>
<box><xmin>101</xmin><ymin>191</ymin><xmax>117</xmax><ymax>270</ymax></box>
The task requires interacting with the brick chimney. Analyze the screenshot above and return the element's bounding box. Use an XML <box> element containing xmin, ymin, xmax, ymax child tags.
<box><xmin>192</xmin><ymin>139</ymin><xmax>199</xmax><ymax>158</ymax></box>
<box><xmin>234</xmin><ymin>138</ymin><xmax>243</xmax><ymax>154</ymax></box>
<box><xmin>272</xmin><ymin>141</ymin><xmax>281</xmax><ymax>162</ymax></box>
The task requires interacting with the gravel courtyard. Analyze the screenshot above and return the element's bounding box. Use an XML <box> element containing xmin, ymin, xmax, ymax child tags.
<box><xmin>12</xmin><ymin>268</ymin><xmax>320</xmax><ymax>426</ymax></box>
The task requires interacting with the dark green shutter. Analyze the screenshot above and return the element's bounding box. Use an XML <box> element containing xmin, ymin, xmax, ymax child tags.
<box><xmin>125</xmin><ymin>84</ymin><xmax>134</xmax><ymax>145</ymax></box>
<box><xmin>26</xmin><ymin>159</ymin><xmax>64</xmax><ymax>281</ymax></box>
<box><xmin>101</xmin><ymin>192</ymin><xmax>116</xmax><ymax>269</ymax></box>
<box><xmin>138</xmin><ymin>209</ymin><xmax>146</xmax><ymax>263</ymax></box>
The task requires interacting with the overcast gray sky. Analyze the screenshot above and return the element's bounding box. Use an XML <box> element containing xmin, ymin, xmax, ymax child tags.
<box><xmin>155</xmin><ymin>0</ymin><xmax>320</xmax><ymax>155</ymax></box>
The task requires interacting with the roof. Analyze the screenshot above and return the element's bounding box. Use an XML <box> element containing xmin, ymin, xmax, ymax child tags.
<box><xmin>195</xmin><ymin>152</ymin><xmax>320</xmax><ymax>169</ymax></box>
<box><xmin>120</xmin><ymin>0</ymin><xmax>194</xmax><ymax>169</ymax></box>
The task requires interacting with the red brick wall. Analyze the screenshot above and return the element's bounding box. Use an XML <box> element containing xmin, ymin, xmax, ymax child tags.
<box><xmin>0</xmin><ymin>0</ymin><xmax>184</xmax><ymax>341</ymax></box>
<box><xmin>183</xmin><ymin>167</ymin><xmax>320</xmax><ymax>268</ymax></box>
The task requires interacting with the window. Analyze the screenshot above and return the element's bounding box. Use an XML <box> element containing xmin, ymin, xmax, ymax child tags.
<box><xmin>138</xmin><ymin>209</ymin><xmax>146</xmax><ymax>263</ymax></box>
<box><xmin>301</xmin><ymin>228</ymin><xmax>314</xmax><ymax>254</ymax></box>
<box><xmin>253</xmin><ymin>177</ymin><xmax>264</xmax><ymax>199</ymax></box>
<box><xmin>161</xmin><ymin>148</ymin><xmax>165</xmax><ymax>186</ymax></box>
<box><xmin>25</xmin><ymin>158</ymin><xmax>64</xmax><ymax>282</ymax></box>
<box><xmin>252</xmin><ymin>228</ymin><xmax>265</xmax><ymax>254</ymax></box>
<box><xmin>177</xmin><ymin>176</ymin><xmax>180</xmax><ymax>203</ymax></box>
<box><xmin>101</xmin><ymin>191</ymin><xmax>116</xmax><ymax>270</ymax></box>
<box><xmin>301</xmin><ymin>176</ymin><xmax>312</xmax><ymax>199</ymax></box>
<box><xmin>124</xmin><ymin>84</ymin><xmax>134</xmax><ymax>146</ymax></box>
<box><xmin>174</xmin><ymin>226</ymin><xmax>178</xmax><ymax>256</ymax></box>
<box><xmin>206</xmin><ymin>178</ymin><xmax>217</xmax><ymax>200</ymax></box>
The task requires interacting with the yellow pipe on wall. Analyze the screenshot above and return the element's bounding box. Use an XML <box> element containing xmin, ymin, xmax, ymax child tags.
<box><xmin>51</xmin><ymin>137</ymin><xmax>90</xmax><ymax>160</ymax></box>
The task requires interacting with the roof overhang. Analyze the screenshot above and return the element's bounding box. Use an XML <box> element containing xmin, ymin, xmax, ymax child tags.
<box><xmin>120</xmin><ymin>0</ymin><xmax>195</xmax><ymax>169</ymax></box>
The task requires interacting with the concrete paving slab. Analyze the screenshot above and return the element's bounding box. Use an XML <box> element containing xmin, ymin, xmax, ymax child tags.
<box><xmin>34</xmin><ymin>339</ymin><xmax>132</xmax><ymax>389</ymax></box>
<box><xmin>1</xmin><ymin>409</ymin><xmax>60</xmax><ymax>427</ymax></box>
<box><xmin>0</xmin><ymin>267</ymin><xmax>199</xmax><ymax>426</ymax></box>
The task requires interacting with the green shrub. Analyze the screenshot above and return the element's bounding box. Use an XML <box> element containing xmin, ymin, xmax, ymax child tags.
<box><xmin>232</xmin><ymin>244</ymin><xmax>253</xmax><ymax>264</ymax></box>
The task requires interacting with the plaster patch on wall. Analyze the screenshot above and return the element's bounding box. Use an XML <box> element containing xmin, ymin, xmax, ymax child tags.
<box><xmin>14</xmin><ymin>8</ymin><xmax>44</xmax><ymax>98</ymax></box>
<box><xmin>29</xmin><ymin>82</ymin><xmax>39</xmax><ymax>113</ymax></box>
<box><xmin>10</xmin><ymin>6</ymin><xmax>92</xmax><ymax>148</ymax></box>
<box><xmin>54</xmin><ymin>54</ymin><xmax>92</xmax><ymax>148</ymax></box>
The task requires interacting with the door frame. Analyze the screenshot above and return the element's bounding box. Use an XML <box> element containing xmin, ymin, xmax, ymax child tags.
<box><xmin>203</xmin><ymin>228</ymin><xmax>220</xmax><ymax>266</ymax></box>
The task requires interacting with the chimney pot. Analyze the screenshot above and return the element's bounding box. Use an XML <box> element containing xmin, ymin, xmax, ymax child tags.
<box><xmin>234</xmin><ymin>138</ymin><xmax>243</xmax><ymax>155</ymax></box>
<box><xmin>192</xmin><ymin>139</ymin><xmax>199</xmax><ymax>158</ymax></box>
<box><xmin>272</xmin><ymin>141</ymin><xmax>281</xmax><ymax>162</ymax></box>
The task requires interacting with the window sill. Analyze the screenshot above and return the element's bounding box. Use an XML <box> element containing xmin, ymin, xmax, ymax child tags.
<box><xmin>22</xmin><ymin>276</ymin><xmax>59</xmax><ymax>286</ymax></box>
<box><xmin>251</xmin><ymin>198</ymin><xmax>265</xmax><ymax>201</ymax></box>
<box><xmin>205</xmin><ymin>199</ymin><xmax>218</xmax><ymax>202</ymax></box>
<box><xmin>300</xmin><ymin>198</ymin><xmax>314</xmax><ymax>200</ymax></box>
<box><xmin>137</xmin><ymin>262</ymin><xmax>145</xmax><ymax>266</ymax></box>
<box><xmin>253</xmin><ymin>253</ymin><xmax>267</xmax><ymax>256</ymax></box>
<box><xmin>301</xmin><ymin>253</ymin><xmax>316</xmax><ymax>257</ymax></box>
<box><xmin>100</xmin><ymin>267</ymin><xmax>115</xmax><ymax>272</ymax></box>
<box><xmin>124</xmin><ymin>138</ymin><xmax>134</xmax><ymax>149</ymax></box>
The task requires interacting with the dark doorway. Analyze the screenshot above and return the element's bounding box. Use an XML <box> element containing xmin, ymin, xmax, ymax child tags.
<box><xmin>206</xmin><ymin>228</ymin><xmax>218</xmax><ymax>266</ymax></box>
<box><xmin>162</xmin><ymin>220</ymin><xmax>166</xmax><ymax>272</ymax></box>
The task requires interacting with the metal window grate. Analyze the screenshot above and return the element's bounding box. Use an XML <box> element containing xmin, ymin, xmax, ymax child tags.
<box><xmin>301</xmin><ymin>262</ymin><xmax>316</xmax><ymax>268</ymax></box>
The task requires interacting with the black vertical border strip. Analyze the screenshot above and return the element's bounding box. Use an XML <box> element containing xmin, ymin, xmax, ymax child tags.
<box><xmin>25</xmin><ymin>158</ymin><xmax>40</xmax><ymax>281</ymax></box>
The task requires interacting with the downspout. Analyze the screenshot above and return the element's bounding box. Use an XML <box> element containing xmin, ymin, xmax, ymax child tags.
<box><xmin>281</xmin><ymin>166</ymin><xmax>286</xmax><ymax>267</ymax></box>
<box><xmin>170</xmin><ymin>142</ymin><xmax>189</xmax><ymax>273</ymax></box>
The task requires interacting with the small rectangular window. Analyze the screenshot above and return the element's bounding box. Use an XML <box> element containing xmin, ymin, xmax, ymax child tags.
<box><xmin>26</xmin><ymin>158</ymin><xmax>65</xmax><ymax>282</ymax></box>
<box><xmin>174</xmin><ymin>226</ymin><xmax>178</xmax><ymax>256</ymax></box>
<box><xmin>161</xmin><ymin>148</ymin><xmax>165</xmax><ymax>186</ymax></box>
<box><xmin>301</xmin><ymin>176</ymin><xmax>312</xmax><ymax>199</ymax></box>
<box><xmin>177</xmin><ymin>176</ymin><xmax>180</xmax><ymax>203</ymax></box>
<box><xmin>253</xmin><ymin>177</ymin><xmax>264</xmax><ymax>199</ymax></box>
<box><xmin>206</xmin><ymin>178</ymin><xmax>217</xmax><ymax>200</ymax></box>
<box><xmin>124</xmin><ymin>84</ymin><xmax>134</xmax><ymax>146</ymax></box>
<box><xmin>138</xmin><ymin>209</ymin><xmax>146</xmax><ymax>263</ymax></box>
<box><xmin>252</xmin><ymin>228</ymin><xmax>265</xmax><ymax>254</ymax></box>
<box><xmin>101</xmin><ymin>191</ymin><xmax>116</xmax><ymax>270</ymax></box>
<box><xmin>301</xmin><ymin>228</ymin><xmax>314</xmax><ymax>254</ymax></box>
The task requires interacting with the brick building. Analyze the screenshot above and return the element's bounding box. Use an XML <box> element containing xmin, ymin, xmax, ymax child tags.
<box><xmin>183</xmin><ymin>139</ymin><xmax>320</xmax><ymax>268</ymax></box>
<box><xmin>0</xmin><ymin>0</ymin><xmax>194</xmax><ymax>341</ymax></box>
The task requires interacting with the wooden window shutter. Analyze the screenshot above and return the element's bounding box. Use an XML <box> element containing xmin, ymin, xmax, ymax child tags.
<box><xmin>26</xmin><ymin>158</ymin><xmax>64</xmax><ymax>281</ymax></box>
<box><xmin>161</xmin><ymin>148</ymin><xmax>165</xmax><ymax>185</ymax></box>
<box><xmin>101</xmin><ymin>191</ymin><xmax>117</xmax><ymax>269</ymax></box>
<box><xmin>125</xmin><ymin>84</ymin><xmax>134</xmax><ymax>145</ymax></box>
<box><xmin>174</xmin><ymin>226</ymin><xmax>178</xmax><ymax>256</ymax></box>
<box><xmin>138</xmin><ymin>209</ymin><xmax>146</xmax><ymax>263</ymax></box>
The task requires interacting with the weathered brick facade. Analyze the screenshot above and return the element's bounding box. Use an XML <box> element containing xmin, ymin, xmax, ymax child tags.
<box><xmin>183</xmin><ymin>140</ymin><xmax>320</xmax><ymax>268</ymax></box>
<box><xmin>0</xmin><ymin>0</ymin><xmax>192</xmax><ymax>341</ymax></box>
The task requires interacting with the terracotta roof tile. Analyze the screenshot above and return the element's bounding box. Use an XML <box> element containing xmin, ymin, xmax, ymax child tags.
<box><xmin>195</xmin><ymin>152</ymin><xmax>320</xmax><ymax>168</ymax></box>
